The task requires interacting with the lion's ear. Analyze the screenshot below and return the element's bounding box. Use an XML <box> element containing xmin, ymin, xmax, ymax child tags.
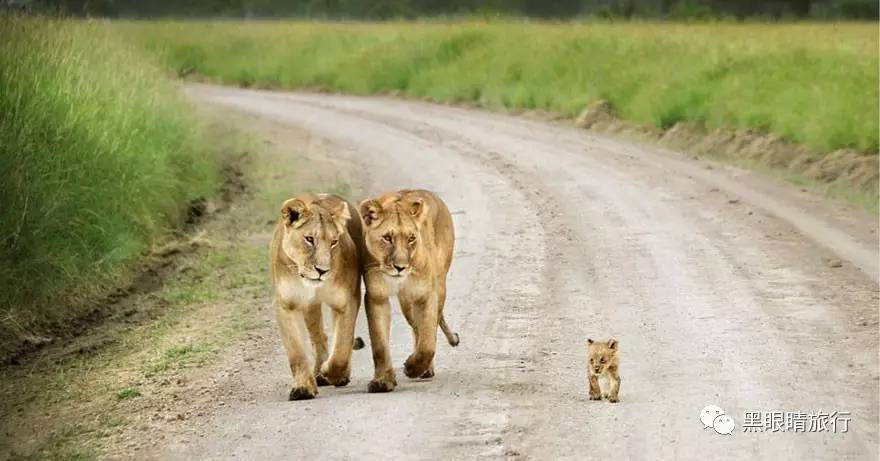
<box><xmin>328</xmin><ymin>200</ymin><xmax>351</xmax><ymax>225</ymax></box>
<box><xmin>408</xmin><ymin>197</ymin><xmax>427</xmax><ymax>221</ymax></box>
<box><xmin>281</xmin><ymin>199</ymin><xmax>310</xmax><ymax>228</ymax></box>
<box><xmin>359</xmin><ymin>199</ymin><xmax>383</xmax><ymax>227</ymax></box>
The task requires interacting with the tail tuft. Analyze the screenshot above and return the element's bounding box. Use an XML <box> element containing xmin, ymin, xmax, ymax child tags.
<box><xmin>353</xmin><ymin>336</ymin><xmax>365</xmax><ymax>350</ymax></box>
<box><xmin>449</xmin><ymin>332</ymin><xmax>460</xmax><ymax>347</ymax></box>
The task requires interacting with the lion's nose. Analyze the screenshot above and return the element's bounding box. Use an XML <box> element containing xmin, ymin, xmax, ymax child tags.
<box><xmin>393</xmin><ymin>264</ymin><xmax>407</xmax><ymax>273</ymax></box>
<box><xmin>315</xmin><ymin>267</ymin><xmax>329</xmax><ymax>277</ymax></box>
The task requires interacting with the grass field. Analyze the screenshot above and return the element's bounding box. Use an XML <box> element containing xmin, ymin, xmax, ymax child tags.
<box><xmin>0</xmin><ymin>17</ymin><xmax>218</xmax><ymax>359</ymax></box>
<box><xmin>118</xmin><ymin>21</ymin><xmax>879</xmax><ymax>155</ymax></box>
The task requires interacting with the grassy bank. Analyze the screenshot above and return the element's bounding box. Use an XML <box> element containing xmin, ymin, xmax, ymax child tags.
<box><xmin>118</xmin><ymin>21</ymin><xmax>878</xmax><ymax>156</ymax></box>
<box><xmin>0</xmin><ymin>17</ymin><xmax>218</xmax><ymax>359</ymax></box>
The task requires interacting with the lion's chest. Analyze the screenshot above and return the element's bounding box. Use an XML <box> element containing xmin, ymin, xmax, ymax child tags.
<box><xmin>275</xmin><ymin>277</ymin><xmax>318</xmax><ymax>306</ymax></box>
<box><xmin>383</xmin><ymin>274</ymin><xmax>431</xmax><ymax>300</ymax></box>
<box><xmin>383</xmin><ymin>274</ymin><xmax>408</xmax><ymax>297</ymax></box>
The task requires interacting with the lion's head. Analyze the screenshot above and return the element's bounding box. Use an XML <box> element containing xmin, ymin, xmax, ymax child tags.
<box><xmin>359</xmin><ymin>193</ymin><xmax>427</xmax><ymax>278</ymax></box>
<box><xmin>587</xmin><ymin>338</ymin><xmax>618</xmax><ymax>375</ymax></box>
<box><xmin>278</xmin><ymin>195</ymin><xmax>351</xmax><ymax>283</ymax></box>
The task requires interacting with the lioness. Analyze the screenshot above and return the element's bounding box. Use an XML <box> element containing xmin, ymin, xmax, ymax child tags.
<box><xmin>270</xmin><ymin>194</ymin><xmax>365</xmax><ymax>400</ymax></box>
<box><xmin>359</xmin><ymin>189</ymin><xmax>459</xmax><ymax>393</ymax></box>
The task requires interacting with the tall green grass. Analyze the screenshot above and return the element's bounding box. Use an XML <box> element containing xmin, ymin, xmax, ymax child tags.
<box><xmin>118</xmin><ymin>21</ymin><xmax>878</xmax><ymax>154</ymax></box>
<box><xmin>0</xmin><ymin>17</ymin><xmax>217</xmax><ymax>358</ymax></box>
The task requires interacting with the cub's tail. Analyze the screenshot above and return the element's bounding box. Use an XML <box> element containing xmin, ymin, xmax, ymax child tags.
<box><xmin>353</xmin><ymin>337</ymin><xmax>365</xmax><ymax>350</ymax></box>
<box><xmin>439</xmin><ymin>315</ymin><xmax>460</xmax><ymax>347</ymax></box>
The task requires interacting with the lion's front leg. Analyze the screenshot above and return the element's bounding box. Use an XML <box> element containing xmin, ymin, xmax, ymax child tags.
<box><xmin>606</xmin><ymin>368</ymin><xmax>621</xmax><ymax>403</ymax></box>
<box><xmin>588</xmin><ymin>374</ymin><xmax>602</xmax><ymax>401</ymax></box>
<box><xmin>320</xmin><ymin>295</ymin><xmax>359</xmax><ymax>387</ymax></box>
<box><xmin>403</xmin><ymin>294</ymin><xmax>438</xmax><ymax>379</ymax></box>
<box><xmin>365</xmin><ymin>291</ymin><xmax>396</xmax><ymax>393</ymax></box>
<box><xmin>304</xmin><ymin>303</ymin><xmax>331</xmax><ymax>387</ymax></box>
<box><xmin>277</xmin><ymin>305</ymin><xmax>317</xmax><ymax>400</ymax></box>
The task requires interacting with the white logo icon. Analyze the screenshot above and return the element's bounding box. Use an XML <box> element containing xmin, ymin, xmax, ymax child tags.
<box><xmin>701</xmin><ymin>405</ymin><xmax>735</xmax><ymax>435</ymax></box>
<box><xmin>701</xmin><ymin>405</ymin><xmax>725</xmax><ymax>429</ymax></box>
<box><xmin>713</xmin><ymin>414</ymin><xmax>735</xmax><ymax>435</ymax></box>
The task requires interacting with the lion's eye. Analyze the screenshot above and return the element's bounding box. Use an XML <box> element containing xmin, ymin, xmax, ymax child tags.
<box><xmin>600</xmin><ymin>358</ymin><xmax>606</xmax><ymax>364</ymax></box>
<box><xmin>305</xmin><ymin>236</ymin><xmax>314</xmax><ymax>245</ymax></box>
<box><xmin>330</xmin><ymin>239</ymin><xmax>339</xmax><ymax>247</ymax></box>
<box><xmin>382</xmin><ymin>234</ymin><xmax>392</xmax><ymax>243</ymax></box>
<box><xmin>408</xmin><ymin>235</ymin><xmax>416</xmax><ymax>244</ymax></box>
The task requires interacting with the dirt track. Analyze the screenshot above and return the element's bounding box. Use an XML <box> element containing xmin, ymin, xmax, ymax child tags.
<box><xmin>159</xmin><ymin>84</ymin><xmax>878</xmax><ymax>460</ymax></box>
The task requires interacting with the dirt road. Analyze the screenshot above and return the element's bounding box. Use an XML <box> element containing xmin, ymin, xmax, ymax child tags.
<box><xmin>162</xmin><ymin>85</ymin><xmax>878</xmax><ymax>460</ymax></box>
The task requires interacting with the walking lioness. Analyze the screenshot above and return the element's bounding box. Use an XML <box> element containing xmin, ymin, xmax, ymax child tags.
<box><xmin>359</xmin><ymin>189</ymin><xmax>459</xmax><ymax>393</ymax></box>
<box><xmin>270</xmin><ymin>194</ymin><xmax>365</xmax><ymax>400</ymax></box>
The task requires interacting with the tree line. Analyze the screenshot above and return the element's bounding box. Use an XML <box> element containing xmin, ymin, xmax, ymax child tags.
<box><xmin>16</xmin><ymin>0</ymin><xmax>880</xmax><ymax>19</ymax></box>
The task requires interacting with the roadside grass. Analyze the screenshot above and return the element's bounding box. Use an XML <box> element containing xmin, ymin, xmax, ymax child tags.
<box><xmin>0</xmin><ymin>17</ymin><xmax>218</xmax><ymax>360</ymax></box>
<box><xmin>0</xmin><ymin>233</ymin><xmax>270</xmax><ymax>460</ymax></box>
<box><xmin>117</xmin><ymin>21</ymin><xmax>878</xmax><ymax>156</ymax></box>
<box><xmin>0</xmin><ymin>111</ymin><xmax>314</xmax><ymax>459</ymax></box>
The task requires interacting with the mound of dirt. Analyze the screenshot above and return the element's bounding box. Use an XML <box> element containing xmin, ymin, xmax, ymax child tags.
<box><xmin>575</xmin><ymin>100</ymin><xmax>615</xmax><ymax>129</ymax></box>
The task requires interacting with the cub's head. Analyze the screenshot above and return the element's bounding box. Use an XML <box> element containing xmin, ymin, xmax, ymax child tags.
<box><xmin>587</xmin><ymin>338</ymin><xmax>618</xmax><ymax>375</ymax></box>
<box><xmin>278</xmin><ymin>196</ymin><xmax>351</xmax><ymax>283</ymax></box>
<box><xmin>359</xmin><ymin>194</ymin><xmax>427</xmax><ymax>278</ymax></box>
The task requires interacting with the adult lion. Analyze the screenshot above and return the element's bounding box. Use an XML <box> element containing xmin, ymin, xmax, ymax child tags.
<box><xmin>270</xmin><ymin>193</ymin><xmax>364</xmax><ymax>400</ymax></box>
<box><xmin>359</xmin><ymin>189</ymin><xmax>459</xmax><ymax>393</ymax></box>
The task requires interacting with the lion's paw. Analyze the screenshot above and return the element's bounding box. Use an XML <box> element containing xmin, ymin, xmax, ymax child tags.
<box><xmin>289</xmin><ymin>386</ymin><xmax>317</xmax><ymax>401</ymax></box>
<box><xmin>367</xmin><ymin>379</ymin><xmax>396</xmax><ymax>393</ymax></box>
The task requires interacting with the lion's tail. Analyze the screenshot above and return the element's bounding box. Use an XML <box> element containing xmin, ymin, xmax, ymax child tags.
<box><xmin>439</xmin><ymin>315</ymin><xmax>460</xmax><ymax>347</ymax></box>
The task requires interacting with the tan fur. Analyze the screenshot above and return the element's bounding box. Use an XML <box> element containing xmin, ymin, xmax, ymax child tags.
<box><xmin>587</xmin><ymin>338</ymin><xmax>621</xmax><ymax>403</ymax></box>
<box><xmin>270</xmin><ymin>193</ymin><xmax>365</xmax><ymax>400</ymax></box>
<box><xmin>359</xmin><ymin>189</ymin><xmax>459</xmax><ymax>393</ymax></box>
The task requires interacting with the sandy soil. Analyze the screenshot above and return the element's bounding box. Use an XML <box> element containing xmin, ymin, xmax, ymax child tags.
<box><xmin>140</xmin><ymin>84</ymin><xmax>878</xmax><ymax>460</ymax></box>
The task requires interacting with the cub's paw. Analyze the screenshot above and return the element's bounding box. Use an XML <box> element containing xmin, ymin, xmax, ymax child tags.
<box><xmin>419</xmin><ymin>367</ymin><xmax>435</xmax><ymax>379</ymax></box>
<box><xmin>589</xmin><ymin>393</ymin><xmax>602</xmax><ymax>401</ymax></box>
<box><xmin>607</xmin><ymin>395</ymin><xmax>619</xmax><ymax>403</ymax></box>
<box><xmin>315</xmin><ymin>375</ymin><xmax>331</xmax><ymax>387</ymax></box>
<box><xmin>289</xmin><ymin>386</ymin><xmax>317</xmax><ymax>401</ymax></box>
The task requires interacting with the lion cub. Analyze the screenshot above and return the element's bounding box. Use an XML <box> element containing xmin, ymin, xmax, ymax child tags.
<box><xmin>587</xmin><ymin>338</ymin><xmax>620</xmax><ymax>403</ymax></box>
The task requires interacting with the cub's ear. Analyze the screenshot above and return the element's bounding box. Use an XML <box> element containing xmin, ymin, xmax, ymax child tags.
<box><xmin>586</xmin><ymin>338</ymin><xmax>594</xmax><ymax>345</ymax></box>
<box><xmin>281</xmin><ymin>199</ymin><xmax>310</xmax><ymax>228</ymax></box>
<box><xmin>608</xmin><ymin>338</ymin><xmax>618</xmax><ymax>350</ymax></box>
<box><xmin>328</xmin><ymin>200</ymin><xmax>351</xmax><ymax>225</ymax></box>
<box><xmin>408</xmin><ymin>197</ymin><xmax>427</xmax><ymax>221</ymax></box>
<box><xmin>359</xmin><ymin>199</ymin><xmax>383</xmax><ymax>227</ymax></box>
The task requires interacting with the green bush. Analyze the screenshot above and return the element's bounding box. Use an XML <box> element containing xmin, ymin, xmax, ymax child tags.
<box><xmin>0</xmin><ymin>17</ymin><xmax>217</xmax><ymax>357</ymax></box>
